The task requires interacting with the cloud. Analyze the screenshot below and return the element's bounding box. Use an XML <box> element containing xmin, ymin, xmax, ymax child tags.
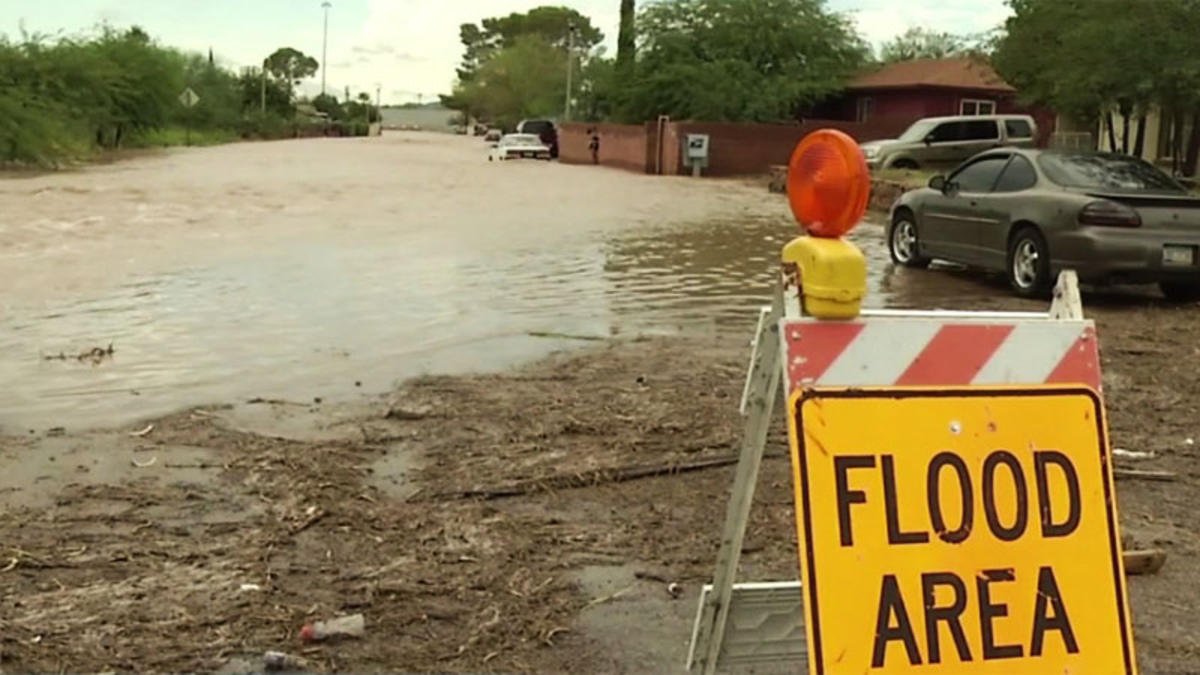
<box><xmin>831</xmin><ymin>0</ymin><xmax>1009</xmax><ymax>46</ymax></box>
<box><xmin>352</xmin><ymin>0</ymin><xmax>620</xmax><ymax>103</ymax></box>
<box><xmin>349</xmin><ymin>43</ymin><xmax>420</xmax><ymax>64</ymax></box>
<box><xmin>350</xmin><ymin>43</ymin><xmax>396</xmax><ymax>56</ymax></box>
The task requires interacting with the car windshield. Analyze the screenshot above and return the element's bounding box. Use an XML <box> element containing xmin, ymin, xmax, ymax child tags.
<box><xmin>521</xmin><ymin>121</ymin><xmax>553</xmax><ymax>134</ymax></box>
<box><xmin>897</xmin><ymin>120</ymin><xmax>937</xmax><ymax>142</ymax></box>
<box><xmin>1037</xmin><ymin>152</ymin><xmax>1184</xmax><ymax>193</ymax></box>
<box><xmin>503</xmin><ymin>134</ymin><xmax>541</xmax><ymax>146</ymax></box>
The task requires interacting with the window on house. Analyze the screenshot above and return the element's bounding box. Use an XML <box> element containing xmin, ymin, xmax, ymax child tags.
<box><xmin>856</xmin><ymin>97</ymin><xmax>873</xmax><ymax>122</ymax></box>
<box><xmin>960</xmin><ymin>99</ymin><xmax>997</xmax><ymax>115</ymax></box>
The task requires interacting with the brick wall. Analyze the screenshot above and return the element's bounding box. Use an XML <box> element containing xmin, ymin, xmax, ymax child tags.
<box><xmin>666</xmin><ymin>119</ymin><xmax>911</xmax><ymax>177</ymax></box>
<box><xmin>559</xmin><ymin>118</ymin><xmax>912</xmax><ymax>176</ymax></box>
<box><xmin>559</xmin><ymin>123</ymin><xmax>649</xmax><ymax>172</ymax></box>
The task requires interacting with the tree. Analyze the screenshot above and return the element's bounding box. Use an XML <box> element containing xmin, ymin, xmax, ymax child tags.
<box><xmin>617</xmin><ymin>0</ymin><xmax>636</xmax><ymax>72</ymax></box>
<box><xmin>264</xmin><ymin>47</ymin><xmax>318</xmax><ymax>99</ymax></box>
<box><xmin>623</xmin><ymin>0</ymin><xmax>868</xmax><ymax>123</ymax></box>
<box><xmin>576</xmin><ymin>56</ymin><xmax>618</xmax><ymax>122</ymax></box>
<box><xmin>994</xmin><ymin>0</ymin><xmax>1200</xmax><ymax>170</ymax></box>
<box><xmin>312</xmin><ymin>92</ymin><xmax>341</xmax><ymax>118</ymax></box>
<box><xmin>469</xmin><ymin>35</ymin><xmax>567</xmax><ymax>129</ymax></box>
<box><xmin>446</xmin><ymin>6</ymin><xmax>603</xmax><ymax>125</ymax></box>
<box><xmin>453</xmin><ymin>6</ymin><xmax>602</xmax><ymax>90</ymax></box>
<box><xmin>238</xmin><ymin>66</ymin><xmax>291</xmax><ymax>117</ymax></box>
<box><xmin>0</xmin><ymin>26</ymin><xmax>337</xmax><ymax>167</ymax></box>
<box><xmin>879</xmin><ymin>28</ymin><xmax>965</xmax><ymax>63</ymax></box>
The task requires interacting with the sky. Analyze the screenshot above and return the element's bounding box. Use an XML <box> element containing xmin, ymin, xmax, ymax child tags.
<box><xmin>7</xmin><ymin>0</ymin><xmax>1012</xmax><ymax>105</ymax></box>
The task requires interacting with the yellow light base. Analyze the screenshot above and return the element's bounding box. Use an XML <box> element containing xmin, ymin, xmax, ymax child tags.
<box><xmin>781</xmin><ymin>235</ymin><xmax>866</xmax><ymax>319</ymax></box>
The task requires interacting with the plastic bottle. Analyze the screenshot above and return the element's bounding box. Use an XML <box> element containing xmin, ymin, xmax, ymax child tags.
<box><xmin>299</xmin><ymin>613</ymin><xmax>365</xmax><ymax>642</ymax></box>
<box><xmin>264</xmin><ymin>651</ymin><xmax>299</xmax><ymax>671</ymax></box>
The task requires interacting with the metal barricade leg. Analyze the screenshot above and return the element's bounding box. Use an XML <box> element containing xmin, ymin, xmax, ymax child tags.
<box><xmin>689</xmin><ymin>287</ymin><xmax>783</xmax><ymax>674</ymax></box>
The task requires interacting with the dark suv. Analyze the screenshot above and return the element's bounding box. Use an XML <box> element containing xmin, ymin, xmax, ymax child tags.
<box><xmin>517</xmin><ymin>119</ymin><xmax>558</xmax><ymax>158</ymax></box>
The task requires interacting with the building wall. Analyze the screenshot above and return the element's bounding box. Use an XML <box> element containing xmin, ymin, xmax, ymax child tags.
<box><xmin>828</xmin><ymin>88</ymin><xmax>1057</xmax><ymax>148</ymax></box>
<box><xmin>559</xmin><ymin>123</ymin><xmax>650</xmax><ymax>172</ymax></box>
<box><xmin>379</xmin><ymin>106</ymin><xmax>457</xmax><ymax>132</ymax></box>
<box><xmin>667</xmin><ymin>120</ymin><xmax>911</xmax><ymax>177</ymax></box>
<box><xmin>561</xmin><ymin>118</ymin><xmax>911</xmax><ymax>176</ymax></box>
<box><xmin>1098</xmin><ymin>108</ymin><xmax>1165</xmax><ymax>162</ymax></box>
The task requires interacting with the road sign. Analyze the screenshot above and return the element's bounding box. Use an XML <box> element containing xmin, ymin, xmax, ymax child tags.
<box><xmin>788</xmin><ymin>386</ymin><xmax>1135</xmax><ymax>674</ymax></box>
<box><xmin>784</xmin><ymin>316</ymin><xmax>1101</xmax><ymax>392</ymax></box>
<box><xmin>179</xmin><ymin>87</ymin><xmax>200</xmax><ymax>108</ymax></box>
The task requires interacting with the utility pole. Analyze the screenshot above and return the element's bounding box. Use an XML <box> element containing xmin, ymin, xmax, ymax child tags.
<box><xmin>563</xmin><ymin>22</ymin><xmax>576</xmax><ymax>122</ymax></box>
<box><xmin>260</xmin><ymin>58</ymin><xmax>267</xmax><ymax>114</ymax></box>
<box><xmin>321</xmin><ymin>1</ymin><xmax>332</xmax><ymax>97</ymax></box>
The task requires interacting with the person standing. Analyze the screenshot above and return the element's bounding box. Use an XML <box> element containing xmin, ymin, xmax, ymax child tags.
<box><xmin>588</xmin><ymin>128</ymin><xmax>600</xmax><ymax>165</ymax></box>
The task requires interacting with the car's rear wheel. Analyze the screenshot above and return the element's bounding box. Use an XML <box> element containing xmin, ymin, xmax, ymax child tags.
<box><xmin>1159</xmin><ymin>282</ymin><xmax>1200</xmax><ymax>302</ymax></box>
<box><xmin>1007</xmin><ymin>227</ymin><xmax>1051</xmax><ymax>297</ymax></box>
<box><xmin>889</xmin><ymin>213</ymin><xmax>930</xmax><ymax>268</ymax></box>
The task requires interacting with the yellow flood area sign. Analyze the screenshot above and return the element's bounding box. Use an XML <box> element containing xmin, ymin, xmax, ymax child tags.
<box><xmin>788</xmin><ymin>387</ymin><xmax>1136</xmax><ymax>674</ymax></box>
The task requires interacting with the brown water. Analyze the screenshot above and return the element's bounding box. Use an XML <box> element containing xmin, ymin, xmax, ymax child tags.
<box><xmin>0</xmin><ymin>132</ymin><xmax>1006</xmax><ymax>431</ymax></box>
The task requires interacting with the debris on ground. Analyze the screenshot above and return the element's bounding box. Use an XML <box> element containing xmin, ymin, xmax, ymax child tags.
<box><xmin>300</xmin><ymin>613</ymin><xmax>366</xmax><ymax>642</ymax></box>
<box><xmin>129</xmin><ymin>424</ymin><xmax>155</xmax><ymax>437</ymax></box>
<box><xmin>2</xmin><ymin>304</ymin><xmax>1200</xmax><ymax>671</ymax></box>
<box><xmin>1125</xmin><ymin>550</ymin><xmax>1169</xmax><ymax>576</ymax></box>
<box><xmin>42</xmin><ymin>343</ymin><xmax>115</xmax><ymax>365</ymax></box>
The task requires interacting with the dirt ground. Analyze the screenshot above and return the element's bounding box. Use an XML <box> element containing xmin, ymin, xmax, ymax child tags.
<box><xmin>1</xmin><ymin>277</ymin><xmax>1198</xmax><ymax>672</ymax></box>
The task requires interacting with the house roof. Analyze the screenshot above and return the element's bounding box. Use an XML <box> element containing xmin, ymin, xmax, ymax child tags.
<box><xmin>848</xmin><ymin>58</ymin><xmax>1016</xmax><ymax>93</ymax></box>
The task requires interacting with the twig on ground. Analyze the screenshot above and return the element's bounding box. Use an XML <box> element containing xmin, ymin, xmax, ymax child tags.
<box><xmin>1114</xmin><ymin>468</ymin><xmax>1177</xmax><ymax>482</ymax></box>
<box><xmin>421</xmin><ymin>454</ymin><xmax>744</xmax><ymax>501</ymax></box>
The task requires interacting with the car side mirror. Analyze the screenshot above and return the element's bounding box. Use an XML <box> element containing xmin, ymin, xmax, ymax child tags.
<box><xmin>930</xmin><ymin>175</ymin><xmax>958</xmax><ymax>197</ymax></box>
<box><xmin>923</xmin><ymin>134</ymin><xmax>935</xmax><ymax>146</ymax></box>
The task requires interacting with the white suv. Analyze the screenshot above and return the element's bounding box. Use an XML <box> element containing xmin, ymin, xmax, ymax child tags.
<box><xmin>860</xmin><ymin>115</ymin><xmax>1038</xmax><ymax>170</ymax></box>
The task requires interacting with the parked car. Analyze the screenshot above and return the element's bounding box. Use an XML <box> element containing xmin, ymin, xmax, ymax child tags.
<box><xmin>516</xmin><ymin>119</ymin><xmax>558</xmax><ymax>158</ymax></box>
<box><xmin>489</xmin><ymin>134</ymin><xmax>552</xmax><ymax>161</ymax></box>
<box><xmin>861</xmin><ymin>114</ymin><xmax>1037</xmax><ymax>171</ymax></box>
<box><xmin>888</xmin><ymin>148</ymin><xmax>1200</xmax><ymax>300</ymax></box>
<box><xmin>484</xmin><ymin>128</ymin><xmax>503</xmax><ymax>143</ymax></box>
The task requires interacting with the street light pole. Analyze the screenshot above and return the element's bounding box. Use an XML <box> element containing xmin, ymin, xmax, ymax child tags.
<box><xmin>321</xmin><ymin>1</ymin><xmax>332</xmax><ymax>97</ymax></box>
<box><xmin>563</xmin><ymin>23</ymin><xmax>576</xmax><ymax>122</ymax></box>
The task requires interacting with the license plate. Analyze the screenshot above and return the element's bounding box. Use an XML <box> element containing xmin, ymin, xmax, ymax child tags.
<box><xmin>1163</xmin><ymin>245</ymin><xmax>1195</xmax><ymax>266</ymax></box>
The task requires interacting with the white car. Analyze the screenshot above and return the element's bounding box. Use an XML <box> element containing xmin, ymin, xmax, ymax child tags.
<box><xmin>489</xmin><ymin>134</ymin><xmax>552</xmax><ymax>161</ymax></box>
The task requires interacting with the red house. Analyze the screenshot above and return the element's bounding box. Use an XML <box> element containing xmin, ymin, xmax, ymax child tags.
<box><xmin>817</xmin><ymin>58</ymin><xmax>1055</xmax><ymax>146</ymax></box>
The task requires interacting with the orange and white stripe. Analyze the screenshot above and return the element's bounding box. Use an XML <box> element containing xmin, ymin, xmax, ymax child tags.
<box><xmin>783</xmin><ymin>318</ymin><xmax>1101</xmax><ymax>392</ymax></box>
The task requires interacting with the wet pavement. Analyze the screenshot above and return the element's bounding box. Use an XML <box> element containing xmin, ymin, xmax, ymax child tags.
<box><xmin>0</xmin><ymin>131</ymin><xmax>1034</xmax><ymax>431</ymax></box>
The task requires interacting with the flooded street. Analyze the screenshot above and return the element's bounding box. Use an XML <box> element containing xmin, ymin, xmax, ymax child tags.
<box><xmin>2</xmin><ymin>133</ymin><xmax>773</xmax><ymax>429</ymax></box>
<box><xmin>0</xmin><ymin>131</ymin><xmax>1001</xmax><ymax>431</ymax></box>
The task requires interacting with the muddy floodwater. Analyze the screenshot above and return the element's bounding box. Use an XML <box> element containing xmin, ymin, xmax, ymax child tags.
<box><xmin>0</xmin><ymin>132</ymin><xmax>1006</xmax><ymax>431</ymax></box>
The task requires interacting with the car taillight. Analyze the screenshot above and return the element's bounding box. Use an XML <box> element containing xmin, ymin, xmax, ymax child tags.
<box><xmin>1078</xmin><ymin>200</ymin><xmax>1141</xmax><ymax>227</ymax></box>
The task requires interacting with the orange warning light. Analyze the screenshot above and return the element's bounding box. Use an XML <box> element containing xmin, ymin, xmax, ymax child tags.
<box><xmin>786</xmin><ymin>129</ymin><xmax>869</xmax><ymax>238</ymax></box>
